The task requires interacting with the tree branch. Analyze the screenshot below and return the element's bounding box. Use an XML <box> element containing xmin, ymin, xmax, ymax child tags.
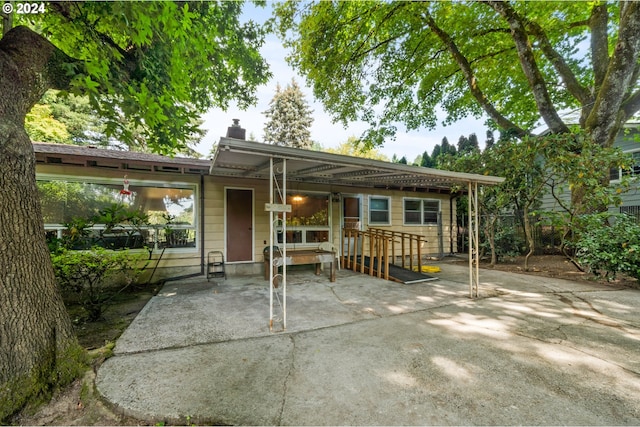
<box><xmin>422</xmin><ymin>9</ymin><xmax>529</xmax><ymax>138</ymax></box>
<box><xmin>586</xmin><ymin>1</ymin><xmax>640</xmax><ymax>146</ymax></box>
<box><xmin>525</xmin><ymin>19</ymin><xmax>591</xmax><ymax>106</ymax></box>
<box><xmin>486</xmin><ymin>1</ymin><xmax>569</xmax><ymax>134</ymax></box>
<box><xmin>589</xmin><ymin>3</ymin><xmax>609</xmax><ymax>92</ymax></box>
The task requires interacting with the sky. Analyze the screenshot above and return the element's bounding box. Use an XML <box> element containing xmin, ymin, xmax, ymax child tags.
<box><xmin>196</xmin><ymin>2</ymin><xmax>489</xmax><ymax>162</ymax></box>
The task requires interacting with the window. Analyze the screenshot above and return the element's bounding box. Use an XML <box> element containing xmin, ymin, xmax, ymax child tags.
<box><xmin>611</xmin><ymin>150</ymin><xmax>640</xmax><ymax>181</ymax></box>
<box><xmin>369</xmin><ymin>196</ymin><xmax>391</xmax><ymax>225</ymax></box>
<box><xmin>277</xmin><ymin>192</ymin><xmax>330</xmax><ymax>246</ymax></box>
<box><xmin>404</xmin><ymin>198</ymin><xmax>440</xmax><ymax>225</ymax></box>
<box><xmin>37</xmin><ymin>176</ymin><xmax>197</xmax><ymax>250</ymax></box>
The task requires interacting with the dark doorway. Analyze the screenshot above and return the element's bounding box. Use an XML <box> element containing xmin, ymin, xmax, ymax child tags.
<box><xmin>226</xmin><ymin>188</ymin><xmax>253</xmax><ymax>262</ymax></box>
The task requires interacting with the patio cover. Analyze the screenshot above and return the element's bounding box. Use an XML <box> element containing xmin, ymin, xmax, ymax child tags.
<box><xmin>211</xmin><ymin>137</ymin><xmax>504</xmax><ymax>327</ymax></box>
<box><xmin>211</xmin><ymin>138</ymin><xmax>503</xmax><ymax>191</ymax></box>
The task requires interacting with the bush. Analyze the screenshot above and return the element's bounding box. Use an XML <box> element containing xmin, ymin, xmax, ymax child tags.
<box><xmin>51</xmin><ymin>247</ymin><xmax>148</xmax><ymax>321</ymax></box>
<box><xmin>570</xmin><ymin>213</ymin><xmax>640</xmax><ymax>281</ymax></box>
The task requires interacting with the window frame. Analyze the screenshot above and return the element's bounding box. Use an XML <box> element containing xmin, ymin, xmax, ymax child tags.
<box><xmin>403</xmin><ymin>197</ymin><xmax>441</xmax><ymax>226</ymax></box>
<box><xmin>277</xmin><ymin>191</ymin><xmax>331</xmax><ymax>247</ymax></box>
<box><xmin>368</xmin><ymin>195</ymin><xmax>392</xmax><ymax>226</ymax></box>
<box><xmin>37</xmin><ymin>173</ymin><xmax>199</xmax><ymax>252</ymax></box>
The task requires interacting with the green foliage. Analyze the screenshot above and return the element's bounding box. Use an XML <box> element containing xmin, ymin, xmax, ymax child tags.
<box><xmin>275</xmin><ymin>1</ymin><xmax>639</xmax><ymax>149</ymax></box>
<box><xmin>15</xmin><ymin>0</ymin><xmax>271</xmax><ymax>155</ymax></box>
<box><xmin>569</xmin><ymin>213</ymin><xmax>640</xmax><ymax>281</ymax></box>
<box><xmin>51</xmin><ymin>247</ymin><xmax>148</xmax><ymax>322</ymax></box>
<box><xmin>445</xmin><ymin>131</ymin><xmax>631</xmax><ymax>267</ymax></box>
<box><xmin>325</xmin><ymin>136</ymin><xmax>389</xmax><ymax>161</ymax></box>
<box><xmin>24</xmin><ymin>103</ymin><xmax>71</xmax><ymax>143</ymax></box>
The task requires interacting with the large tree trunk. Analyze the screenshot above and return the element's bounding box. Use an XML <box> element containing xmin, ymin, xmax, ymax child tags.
<box><xmin>0</xmin><ymin>26</ymin><xmax>83</xmax><ymax>421</ymax></box>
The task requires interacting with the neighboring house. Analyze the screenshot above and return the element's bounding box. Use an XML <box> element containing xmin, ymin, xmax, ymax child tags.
<box><xmin>34</xmin><ymin>121</ymin><xmax>503</xmax><ymax>280</ymax></box>
<box><xmin>540</xmin><ymin>123</ymin><xmax>640</xmax><ymax>220</ymax></box>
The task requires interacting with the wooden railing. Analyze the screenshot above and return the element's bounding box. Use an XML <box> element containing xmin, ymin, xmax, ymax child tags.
<box><xmin>341</xmin><ymin>228</ymin><xmax>392</xmax><ymax>280</ymax></box>
<box><xmin>368</xmin><ymin>228</ymin><xmax>428</xmax><ymax>273</ymax></box>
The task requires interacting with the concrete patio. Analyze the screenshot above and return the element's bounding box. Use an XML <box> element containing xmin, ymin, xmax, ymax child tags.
<box><xmin>96</xmin><ymin>261</ymin><xmax>640</xmax><ymax>425</ymax></box>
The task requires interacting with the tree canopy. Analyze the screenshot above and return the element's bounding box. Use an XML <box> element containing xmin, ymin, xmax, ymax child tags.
<box><xmin>274</xmin><ymin>1</ymin><xmax>640</xmax><ymax>148</ymax></box>
<box><xmin>7</xmin><ymin>1</ymin><xmax>270</xmax><ymax>154</ymax></box>
<box><xmin>0</xmin><ymin>1</ymin><xmax>270</xmax><ymax>419</ymax></box>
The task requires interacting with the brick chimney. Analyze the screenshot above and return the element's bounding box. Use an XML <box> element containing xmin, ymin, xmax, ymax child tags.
<box><xmin>226</xmin><ymin>118</ymin><xmax>246</xmax><ymax>140</ymax></box>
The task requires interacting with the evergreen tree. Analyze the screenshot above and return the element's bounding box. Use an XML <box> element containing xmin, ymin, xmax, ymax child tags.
<box><xmin>431</xmin><ymin>144</ymin><xmax>442</xmax><ymax>165</ymax></box>
<box><xmin>263</xmin><ymin>79</ymin><xmax>314</xmax><ymax>149</ymax></box>
<box><xmin>468</xmin><ymin>133</ymin><xmax>480</xmax><ymax>152</ymax></box>
<box><xmin>420</xmin><ymin>150</ymin><xmax>434</xmax><ymax>168</ymax></box>
<box><xmin>456</xmin><ymin>135</ymin><xmax>470</xmax><ymax>153</ymax></box>
<box><xmin>485</xmin><ymin>130</ymin><xmax>495</xmax><ymax>150</ymax></box>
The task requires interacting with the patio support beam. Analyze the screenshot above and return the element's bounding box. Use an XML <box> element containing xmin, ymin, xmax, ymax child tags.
<box><xmin>468</xmin><ymin>181</ymin><xmax>480</xmax><ymax>298</ymax></box>
<box><xmin>268</xmin><ymin>158</ymin><xmax>288</xmax><ymax>331</ymax></box>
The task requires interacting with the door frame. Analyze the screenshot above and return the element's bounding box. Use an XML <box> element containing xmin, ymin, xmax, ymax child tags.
<box><xmin>341</xmin><ymin>193</ymin><xmax>363</xmax><ymax>230</ymax></box>
<box><xmin>224</xmin><ymin>186</ymin><xmax>255</xmax><ymax>263</ymax></box>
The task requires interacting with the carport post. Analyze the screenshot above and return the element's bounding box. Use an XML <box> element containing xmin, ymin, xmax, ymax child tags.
<box><xmin>268</xmin><ymin>157</ymin><xmax>287</xmax><ymax>331</ymax></box>
<box><xmin>468</xmin><ymin>181</ymin><xmax>479</xmax><ymax>298</ymax></box>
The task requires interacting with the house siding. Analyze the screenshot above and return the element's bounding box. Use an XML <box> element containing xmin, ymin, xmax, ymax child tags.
<box><xmin>36</xmin><ymin>164</ymin><xmax>458</xmax><ymax>280</ymax></box>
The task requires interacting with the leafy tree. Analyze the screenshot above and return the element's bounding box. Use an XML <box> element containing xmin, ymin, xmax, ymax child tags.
<box><xmin>24</xmin><ymin>103</ymin><xmax>71</xmax><ymax>143</ymax></box>
<box><xmin>0</xmin><ymin>1</ymin><xmax>269</xmax><ymax>419</ymax></box>
<box><xmin>325</xmin><ymin>136</ymin><xmax>389</xmax><ymax>161</ymax></box>
<box><xmin>27</xmin><ymin>91</ymin><xmax>205</xmax><ymax>156</ymax></box>
<box><xmin>274</xmin><ymin>1</ymin><xmax>640</xmax><ymax>152</ymax></box>
<box><xmin>263</xmin><ymin>79</ymin><xmax>314</xmax><ymax>148</ymax></box>
<box><xmin>445</xmin><ymin>132</ymin><xmax>630</xmax><ymax>269</ymax></box>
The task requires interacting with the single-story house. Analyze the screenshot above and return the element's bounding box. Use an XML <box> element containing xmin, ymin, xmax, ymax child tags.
<box><xmin>34</xmin><ymin>121</ymin><xmax>503</xmax><ymax>288</ymax></box>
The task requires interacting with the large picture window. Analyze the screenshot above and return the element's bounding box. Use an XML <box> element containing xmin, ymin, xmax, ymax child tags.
<box><xmin>37</xmin><ymin>176</ymin><xmax>197</xmax><ymax>249</ymax></box>
<box><xmin>369</xmin><ymin>196</ymin><xmax>391</xmax><ymax>225</ymax></box>
<box><xmin>277</xmin><ymin>192</ymin><xmax>330</xmax><ymax>246</ymax></box>
<box><xmin>404</xmin><ymin>198</ymin><xmax>440</xmax><ymax>225</ymax></box>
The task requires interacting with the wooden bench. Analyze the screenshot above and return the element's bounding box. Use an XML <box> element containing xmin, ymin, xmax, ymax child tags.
<box><xmin>264</xmin><ymin>249</ymin><xmax>337</xmax><ymax>282</ymax></box>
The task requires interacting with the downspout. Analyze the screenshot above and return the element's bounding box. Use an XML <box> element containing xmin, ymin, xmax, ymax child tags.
<box><xmin>200</xmin><ymin>172</ymin><xmax>205</xmax><ymax>275</ymax></box>
<box><xmin>449</xmin><ymin>192</ymin><xmax>460</xmax><ymax>256</ymax></box>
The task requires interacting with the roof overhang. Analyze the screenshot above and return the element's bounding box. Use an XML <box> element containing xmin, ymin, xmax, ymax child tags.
<box><xmin>34</xmin><ymin>142</ymin><xmax>211</xmax><ymax>175</ymax></box>
<box><xmin>211</xmin><ymin>138</ymin><xmax>504</xmax><ymax>192</ymax></box>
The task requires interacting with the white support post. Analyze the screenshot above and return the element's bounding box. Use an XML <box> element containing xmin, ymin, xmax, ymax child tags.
<box><xmin>282</xmin><ymin>159</ymin><xmax>287</xmax><ymax>330</ymax></box>
<box><xmin>468</xmin><ymin>181</ymin><xmax>479</xmax><ymax>298</ymax></box>
<box><xmin>268</xmin><ymin>157</ymin><xmax>288</xmax><ymax>331</ymax></box>
<box><xmin>269</xmin><ymin>158</ymin><xmax>274</xmax><ymax>331</ymax></box>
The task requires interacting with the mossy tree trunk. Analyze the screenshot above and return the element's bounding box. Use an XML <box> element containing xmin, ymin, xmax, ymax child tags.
<box><xmin>0</xmin><ymin>26</ymin><xmax>84</xmax><ymax>421</ymax></box>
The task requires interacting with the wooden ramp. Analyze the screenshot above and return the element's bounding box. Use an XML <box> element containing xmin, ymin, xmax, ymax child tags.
<box><xmin>357</xmin><ymin>256</ymin><xmax>438</xmax><ymax>284</ymax></box>
<box><xmin>341</xmin><ymin>227</ymin><xmax>439</xmax><ymax>284</ymax></box>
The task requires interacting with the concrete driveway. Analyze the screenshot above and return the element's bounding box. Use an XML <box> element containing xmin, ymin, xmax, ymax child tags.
<box><xmin>96</xmin><ymin>262</ymin><xmax>640</xmax><ymax>425</ymax></box>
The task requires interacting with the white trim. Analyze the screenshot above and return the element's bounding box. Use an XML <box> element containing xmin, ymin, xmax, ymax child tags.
<box><xmin>368</xmin><ymin>195</ymin><xmax>392</xmax><ymax>226</ymax></box>
<box><xmin>224</xmin><ymin>186</ymin><xmax>255</xmax><ymax>264</ymax></box>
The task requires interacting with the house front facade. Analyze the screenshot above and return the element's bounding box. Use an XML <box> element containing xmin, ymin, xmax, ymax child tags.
<box><xmin>34</xmin><ymin>126</ymin><xmax>503</xmax><ymax>282</ymax></box>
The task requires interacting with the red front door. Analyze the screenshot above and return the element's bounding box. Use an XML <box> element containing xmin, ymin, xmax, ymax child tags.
<box><xmin>226</xmin><ymin>188</ymin><xmax>253</xmax><ymax>262</ymax></box>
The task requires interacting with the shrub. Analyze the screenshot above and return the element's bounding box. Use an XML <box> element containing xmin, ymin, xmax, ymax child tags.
<box><xmin>570</xmin><ymin>213</ymin><xmax>640</xmax><ymax>281</ymax></box>
<box><xmin>51</xmin><ymin>247</ymin><xmax>148</xmax><ymax>321</ymax></box>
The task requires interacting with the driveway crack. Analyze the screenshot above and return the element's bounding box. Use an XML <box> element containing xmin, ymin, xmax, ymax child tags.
<box><xmin>277</xmin><ymin>334</ymin><xmax>296</xmax><ymax>425</ymax></box>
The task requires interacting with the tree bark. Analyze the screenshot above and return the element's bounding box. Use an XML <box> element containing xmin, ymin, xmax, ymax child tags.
<box><xmin>0</xmin><ymin>26</ymin><xmax>82</xmax><ymax>420</ymax></box>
